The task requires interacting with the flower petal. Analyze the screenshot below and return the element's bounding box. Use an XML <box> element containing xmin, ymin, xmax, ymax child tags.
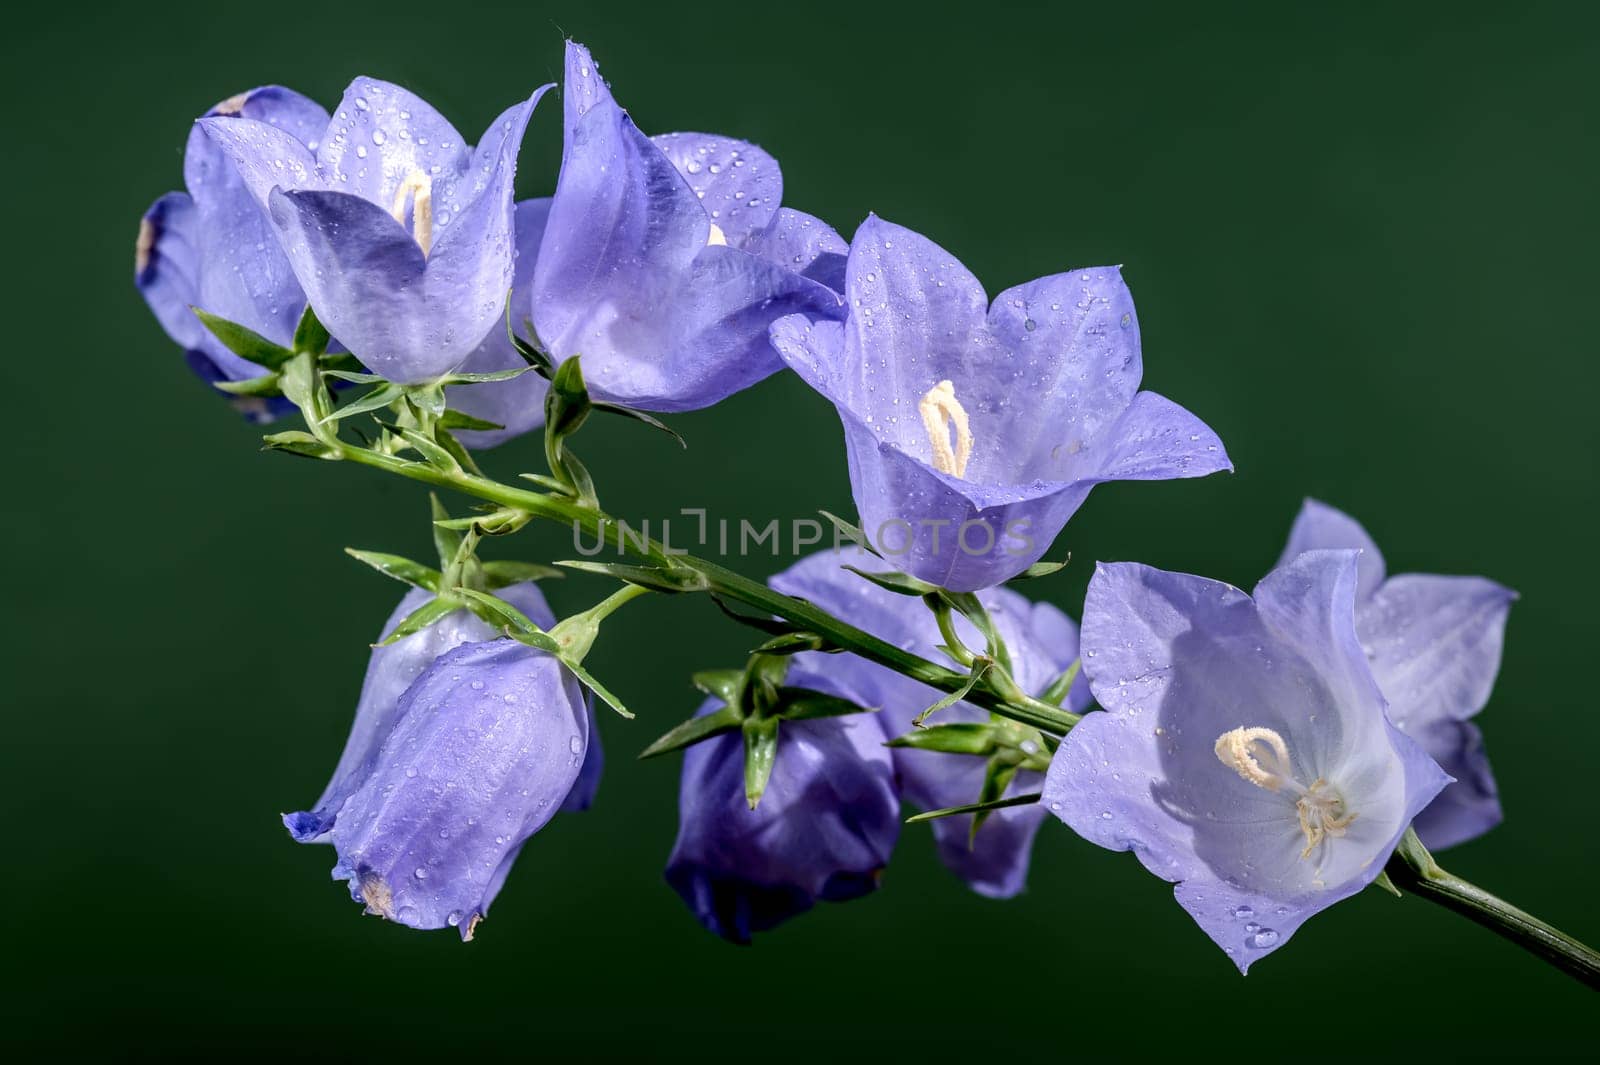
<box><xmin>652</xmin><ymin>131</ymin><xmax>782</xmax><ymax>245</ymax></box>
<box><xmin>745</xmin><ymin>208</ymin><xmax>847</xmax><ymax>292</ymax></box>
<box><xmin>136</xmin><ymin>192</ymin><xmax>206</xmax><ymax>354</ymax></box>
<box><xmin>1409</xmin><ymin>720</ymin><xmax>1502</xmax><ymax>850</ymax></box>
<box><xmin>1277</xmin><ymin>498</ymin><xmax>1386</xmax><ymax>603</ymax></box>
<box><xmin>1075</xmin><ymin>390</ymin><xmax>1233</xmax><ymax>485</ymax></box>
<box><xmin>316</xmin><ymin>77</ymin><xmax>471</xmax><ymax>211</ymax></box>
<box><xmin>559</xmin><ymin>701</ymin><xmax>605</xmax><ymax>813</ymax></box>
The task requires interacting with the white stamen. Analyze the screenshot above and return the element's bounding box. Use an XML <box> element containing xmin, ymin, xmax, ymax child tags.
<box><xmin>390</xmin><ymin>171</ymin><xmax>435</xmax><ymax>257</ymax></box>
<box><xmin>918</xmin><ymin>380</ymin><xmax>973</xmax><ymax>478</ymax></box>
<box><xmin>707</xmin><ymin>222</ymin><xmax>728</xmax><ymax>247</ymax></box>
<box><xmin>135</xmin><ymin>217</ymin><xmax>156</xmax><ymax>275</ymax></box>
<box><xmin>213</xmin><ymin>91</ymin><xmax>252</xmax><ymax>116</ymax></box>
<box><xmin>1214</xmin><ymin>725</ymin><xmax>1356</xmax><ymax>859</ymax></box>
<box><xmin>358</xmin><ymin>873</ymin><xmax>395</xmax><ymax>919</ymax></box>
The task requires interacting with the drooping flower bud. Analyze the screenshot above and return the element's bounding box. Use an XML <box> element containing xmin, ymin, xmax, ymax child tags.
<box><xmin>330</xmin><ymin>638</ymin><xmax>589</xmax><ymax>939</ymax></box>
<box><xmin>664</xmin><ymin>696</ymin><xmax>898</xmax><ymax>943</ymax></box>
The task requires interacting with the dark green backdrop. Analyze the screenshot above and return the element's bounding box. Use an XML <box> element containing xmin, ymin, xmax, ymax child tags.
<box><xmin>6</xmin><ymin>1</ymin><xmax>1596</xmax><ymax>1058</ymax></box>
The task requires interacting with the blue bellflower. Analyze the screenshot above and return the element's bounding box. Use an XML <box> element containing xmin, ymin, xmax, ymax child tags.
<box><xmin>136</xmin><ymin>86</ymin><xmax>329</xmax><ymax>419</ymax></box>
<box><xmin>1044</xmin><ymin>553</ymin><xmax>1450</xmax><ymax>971</ymax></box>
<box><xmin>771</xmin><ymin>548</ymin><xmax>1092</xmax><ymax>897</ymax></box>
<box><xmin>771</xmin><ymin>216</ymin><xmax>1231</xmax><ymax>591</ymax></box>
<box><xmin>530</xmin><ymin>41</ymin><xmax>846</xmax><ymax>412</ymax></box>
<box><xmin>665</xmin><ymin>696</ymin><xmax>898</xmax><ymax>943</ymax></box>
<box><xmin>199</xmin><ymin>78</ymin><xmax>550</xmax><ymax>384</ymax></box>
<box><xmin>1276</xmin><ymin>500</ymin><xmax>1514</xmax><ymax>849</ymax></box>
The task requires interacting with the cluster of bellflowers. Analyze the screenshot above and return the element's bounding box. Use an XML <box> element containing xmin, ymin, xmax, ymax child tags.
<box><xmin>137</xmin><ymin>40</ymin><xmax>1593</xmax><ymax>981</ymax></box>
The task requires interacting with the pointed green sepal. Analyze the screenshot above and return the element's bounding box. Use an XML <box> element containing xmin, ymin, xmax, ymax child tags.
<box><xmin>377</xmin><ymin>594</ymin><xmax>462</xmax><ymax>645</ymax></box>
<box><xmin>456</xmin><ymin>588</ymin><xmax>547</xmax><ymax>639</ymax></box>
<box><xmin>443</xmin><ymin>365</ymin><xmax>537</xmax><ymax>385</ymax></box>
<box><xmin>843</xmin><ymin>564</ymin><xmax>938</xmax><ymax>597</ymax></box>
<box><xmin>970</xmin><ymin>754</ymin><xmax>1023</xmax><ymax>842</ymax></box>
<box><xmin>386</xmin><ymin>425</ymin><xmax>462</xmax><ymax>472</ymax></box>
<box><xmin>429</xmin><ymin>494</ymin><xmax>463</xmax><ymax>568</ymax></box>
<box><xmin>1040</xmin><ymin>659</ymin><xmax>1082</xmax><ymax>707</ymax></box>
<box><xmin>589</xmin><ymin>401</ymin><xmax>687</xmax><ymax>448</ymax></box>
<box><xmin>709</xmin><ymin>595</ymin><xmax>796</xmax><ymax>637</ymax></box>
<box><xmin>904</xmin><ymin>791</ymin><xmax>1043</xmax><ymax>824</ymax></box>
<box><xmin>345</xmin><ymin>549</ymin><xmax>442</xmax><ymax>593</ymax></box>
<box><xmin>775</xmin><ymin>688</ymin><xmax>873</xmax><ymax>721</ymax></box>
<box><xmin>323</xmin><ymin>383</ymin><xmax>403</xmax><ymax>425</ymax></box>
<box><xmin>753</xmin><ymin>631</ymin><xmax>833</xmax><ymax>655</ymax></box>
<box><xmin>192</xmin><ymin>307</ymin><xmax>293</xmax><ymax>370</ymax></box>
<box><xmin>480</xmin><ymin>560</ymin><xmax>565</xmax><ymax>587</ymax></box>
<box><xmin>819</xmin><ymin>511</ymin><xmax>879</xmax><ymax>556</ymax></box>
<box><xmin>742</xmin><ymin>714</ymin><xmax>781</xmax><ymax>809</ymax></box>
<box><xmin>214</xmin><ymin>373</ymin><xmax>282</xmax><ymax>397</ymax></box>
<box><xmin>1012</xmin><ymin>556</ymin><xmax>1070</xmax><ymax>580</ymax></box>
<box><xmin>553</xmin><ymin>559</ymin><xmax>710</xmax><ymax>593</ymax></box>
<box><xmin>639</xmin><ymin>702</ymin><xmax>743</xmax><ymax>759</ymax></box>
<box><xmin>291</xmin><ymin>305</ymin><xmax>331</xmax><ymax>357</ymax></box>
<box><xmin>261</xmin><ymin>431</ymin><xmax>339</xmax><ymax>460</ymax></box>
<box><xmin>692</xmin><ymin>669</ymin><xmax>745</xmax><ymax>704</ymax></box>
<box><xmin>886</xmin><ymin>721</ymin><xmax>997</xmax><ymax>755</ymax></box>
<box><xmin>564</xmin><ymin>658</ymin><xmax>635</xmax><ymax>719</ymax></box>
<box><xmin>438</xmin><ymin>409</ymin><xmax>506</xmax><ymax>432</ymax></box>
<box><xmin>912</xmin><ymin>660</ymin><xmax>990</xmax><ymax>728</ymax></box>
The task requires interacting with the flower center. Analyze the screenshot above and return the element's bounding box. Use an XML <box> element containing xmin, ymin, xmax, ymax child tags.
<box><xmin>390</xmin><ymin>170</ymin><xmax>434</xmax><ymax>257</ymax></box>
<box><xmin>919</xmin><ymin>380</ymin><xmax>973</xmax><ymax>478</ymax></box>
<box><xmin>1213</xmin><ymin>725</ymin><xmax>1356</xmax><ymax>859</ymax></box>
<box><xmin>706</xmin><ymin>222</ymin><xmax>728</xmax><ymax>247</ymax></box>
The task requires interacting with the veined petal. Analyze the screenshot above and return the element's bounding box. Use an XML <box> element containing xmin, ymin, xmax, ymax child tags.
<box><xmin>652</xmin><ymin>131</ymin><xmax>782</xmax><ymax>245</ymax></box>
<box><xmin>746</xmin><ymin>208</ymin><xmax>848</xmax><ymax>292</ymax></box>
<box><xmin>1075</xmin><ymin>390</ymin><xmax>1233</xmax><ymax>485</ymax></box>
<box><xmin>1409</xmin><ymin>720</ymin><xmax>1501</xmax><ymax>850</ymax></box>
<box><xmin>197</xmin><ymin>115</ymin><xmax>319</xmax><ymax>209</ymax></box>
<box><xmin>136</xmin><ymin>192</ymin><xmax>205</xmax><ymax>354</ymax></box>
<box><xmin>1277</xmin><ymin>499</ymin><xmax>1387</xmax><ymax>603</ymax></box>
<box><xmin>560</xmin><ymin>702</ymin><xmax>605</xmax><ymax>813</ymax></box>
<box><xmin>185</xmin><ymin>85</ymin><xmax>329</xmax><ymax>198</ymax></box>
<box><xmin>317</xmin><ymin>77</ymin><xmax>471</xmax><ymax>210</ymax></box>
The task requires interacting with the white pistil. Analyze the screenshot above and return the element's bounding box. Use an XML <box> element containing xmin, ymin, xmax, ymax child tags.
<box><xmin>707</xmin><ymin>222</ymin><xmax>728</xmax><ymax>247</ymax></box>
<box><xmin>1214</xmin><ymin>725</ymin><xmax>1356</xmax><ymax>860</ymax></box>
<box><xmin>918</xmin><ymin>380</ymin><xmax>973</xmax><ymax>478</ymax></box>
<box><xmin>390</xmin><ymin>171</ymin><xmax>435</xmax><ymax>257</ymax></box>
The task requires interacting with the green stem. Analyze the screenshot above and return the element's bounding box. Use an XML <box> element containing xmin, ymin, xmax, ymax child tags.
<box><xmin>1386</xmin><ymin>828</ymin><xmax>1600</xmax><ymax>988</ymax></box>
<box><xmin>333</xmin><ymin>443</ymin><xmax>1079</xmax><ymax>734</ymax></box>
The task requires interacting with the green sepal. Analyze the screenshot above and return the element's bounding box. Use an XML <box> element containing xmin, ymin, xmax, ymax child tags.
<box><xmin>590</xmin><ymin>401</ymin><xmax>687</xmax><ymax>449</ymax></box>
<box><xmin>564</xmin><ymin>657</ymin><xmax>636</xmax><ymax>720</ymax></box>
<box><xmin>324</xmin><ymin>369</ymin><xmax>387</xmax><ymax>385</ymax></box>
<box><xmin>214</xmin><ymin>373</ymin><xmax>282</xmax><ymax>397</ymax></box>
<box><xmin>886</xmin><ymin>722</ymin><xmax>997</xmax><ymax>755</ymax></box>
<box><xmin>971</xmin><ymin>755</ymin><xmax>1022</xmax><ymax>842</ymax></box>
<box><xmin>292</xmin><ymin>305</ymin><xmax>331</xmax><ymax>357</ymax></box>
<box><xmin>692</xmin><ymin>669</ymin><xmax>745</xmax><ymax>704</ymax></box>
<box><xmin>912</xmin><ymin>660</ymin><xmax>990</xmax><ymax>728</ymax></box>
<box><xmin>384</xmin><ymin>425</ymin><xmax>461</xmax><ymax>472</ymax></box>
<box><xmin>345</xmin><ymin>548</ymin><xmax>442</xmax><ymax>593</ymax></box>
<box><xmin>443</xmin><ymin>366</ymin><xmax>536</xmax><ymax>385</ymax></box>
<box><xmin>775</xmin><ymin>688</ymin><xmax>872</xmax><ymax>721</ymax></box>
<box><xmin>1372</xmin><ymin>870</ymin><xmax>1403</xmax><ymax>898</ymax></box>
<box><xmin>192</xmin><ymin>307</ymin><xmax>292</xmax><ymax>369</ymax></box>
<box><xmin>819</xmin><ymin>511</ymin><xmax>879</xmax><ymax>556</ymax></box>
<box><xmin>428</xmin><ymin>494</ymin><xmax>463</xmax><ymax>570</ymax></box>
<box><xmin>324</xmin><ymin>383</ymin><xmax>403</xmax><ymax>424</ymax></box>
<box><xmin>430</xmin><ymin>426</ymin><xmax>484</xmax><ymax>478</ymax></box>
<box><xmin>546</xmin><ymin>356</ymin><xmax>592</xmax><ymax>438</ymax></box>
<box><xmin>753</xmin><ymin>631</ymin><xmax>833</xmax><ymax>655</ymax></box>
<box><xmin>742</xmin><ymin>714</ymin><xmax>781</xmax><ymax>809</ymax></box>
<box><xmin>1040</xmin><ymin>659</ymin><xmax>1082</xmax><ymax>706</ymax></box>
<box><xmin>481</xmin><ymin>560</ymin><xmax>565</xmax><ymax>587</ymax></box>
<box><xmin>434</xmin><ymin>507</ymin><xmax>530</xmax><ymax>537</ymax></box>
<box><xmin>1013</xmin><ymin>556</ymin><xmax>1070</xmax><ymax>581</ymax></box>
<box><xmin>709</xmin><ymin>595</ymin><xmax>796</xmax><ymax>637</ymax></box>
<box><xmin>843</xmin><ymin>565</ymin><xmax>938</xmax><ymax>597</ymax></box>
<box><xmin>505</xmin><ymin>304</ymin><xmax>554</xmax><ymax>375</ymax></box>
<box><xmin>553</xmin><ymin>559</ymin><xmax>709</xmax><ymax>593</ymax></box>
<box><xmin>438</xmin><ymin>409</ymin><xmax>506</xmax><ymax>432</ymax></box>
<box><xmin>456</xmin><ymin>588</ymin><xmax>550</xmax><ymax>642</ymax></box>
<box><xmin>261</xmin><ymin>431</ymin><xmax>338</xmax><ymax>460</ymax></box>
<box><xmin>517</xmin><ymin>472</ymin><xmax>568</xmax><ymax>493</ymax></box>
<box><xmin>378</xmin><ymin>594</ymin><xmax>462</xmax><ymax>646</ymax></box>
<box><xmin>638</xmin><ymin>702</ymin><xmax>743</xmax><ymax>759</ymax></box>
<box><xmin>904</xmin><ymin>792</ymin><xmax>1043</xmax><ymax>824</ymax></box>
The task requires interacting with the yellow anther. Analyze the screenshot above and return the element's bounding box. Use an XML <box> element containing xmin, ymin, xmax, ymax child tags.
<box><xmin>918</xmin><ymin>379</ymin><xmax>973</xmax><ymax>478</ymax></box>
<box><xmin>1215</xmin><ymin>725</ymin><xmax>1357</xmax><ymax>860</ymax></box>
<box><xmin>390</xmin><ymin>171</ymin><xmax>435</xmax><ymax>257</ymax></box>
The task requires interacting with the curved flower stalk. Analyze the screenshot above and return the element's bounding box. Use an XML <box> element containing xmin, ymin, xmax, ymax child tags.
<box><xmin>771</xmin><ymin>549</ymin><xmax>1092</xmax><ymax>897</ymax></box>
<box><xmin>665</xmin><ymin>695</ymin><xmax>898</xmax><ymax>943</ymax></box>
<box><xmin>284</xmin><ymin>581</ymin><xmax>599</xmax><ymax>842</ymax></box>
<box><xmin>136</xmin><ymin>86</ymin><xmax>329</xmax><ymax>419</ymax></box>
<box><xmin>529</xmin><ymin>41</ymin><xmax>846</xmax><ymax>412</ymax></box>
<box><xmin>770</xmin><ymin>215</ymin><xmax>1231</xmax><ymax>590</ymax></box>
<box><xmin>199</xmin><ymin>78</ymin><xmax>550</xmax><ymax>384</ymax></box>
<box><xmin>330</xmin><ymin>638</ymin><xmax>590</xmax><ymax>939</ymax></box>
<box><xmin>1276</xmin><ymin>499</ymin><xmax>1514</xmax><ymax>849</ymax></box>
<box><xmin>1044</xmin><ymin>552</ymin><xmax>1449</xmax><ymax>971</ymax></box>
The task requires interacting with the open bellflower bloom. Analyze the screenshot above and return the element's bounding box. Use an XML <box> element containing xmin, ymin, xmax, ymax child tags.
<box><xmin>283</xmin><ymin>582</ymin><xmax>600</xmax><ymax>842</ymax></box>
<box><xmin>1044</xmin><ymin>552</ymin><xmax>1450</xmax><ymax>971</ymax></box>
<box><xmin>530</xmin><ymin>41</ymin><xmax>846</xmax><ymax>411</ymax></box>
<box><xmin>199</xmin><ymin>78</ymin><xmax>550</xmax><ymax>384</ymax></box>
<box><xmin>1278</xmin><ymin>499</ymin><xmax>1514</xmax><ymax>849</ymax></box>
<box><xmin>330</xmin><ymin>638</ymin><xmax>590</xmax><ymax>939</ymax></box>
<box><xmin>771</xmin><ymin>216</ymin><xmax>1231</xmax><ymax>591</ymax></box>
<box><xmin>771</xmin><ymin>549</ymin><xmax>1092</xmax><ymax>897</ymax></box>
<box><xmin>665</xmin><ymin>696</ymin><xmax>898</xmax><ymax>943</ymax></box>
<box><xmin>136</xmin><ymin>87</ymin><xmax>329</xmax><ymax>419</ymax></box>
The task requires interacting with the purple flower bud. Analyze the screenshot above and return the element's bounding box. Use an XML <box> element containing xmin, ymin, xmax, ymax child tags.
<box><xmin>1044</xmin><ymin>553</ymin><xmax>1450</xmax><ymax>971</ymax></box>
<box><xmin>771</xmin><ymin>215</ymin><xmax>1230</xmax><ymax>590</ymax></box>
<box><xmin>530</xmin><ymin>42</ymin><xmax>845</xmax><ymax>412</ymax></box>
<box><xmin>1276</xmin><ymin>499</ymin><xmax>1514</xmax><ymax>849</ymax></box>
<box><xmin>331</xmin><ymin>638</ymin><xmax>590</xmax><ymax>939</ymax></box>
<box><xmin>136</xmin><ymin>86</ymin><xmax>328</xmax><ymax>418</ymax></box>
<box><xmin>665</xmin><ymin>698</ymin><xmax>898</xmax><ymax>943</ymax></box>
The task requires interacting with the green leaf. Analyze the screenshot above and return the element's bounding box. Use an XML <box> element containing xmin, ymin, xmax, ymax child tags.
<box><xmin>1040</xmin><ymin>659</ymin><xmax>1081</xmax><ymax>707</ymax></box>
<box><xmin>553</xmin><ymin>559</ymin><xmax>709</xmax><ymax>593</ymax></box>
<box><xmin>261</xmin><ymin>431</ymin><xmax>337</xmax><ymax>460</ymax></box>
<box><xmin>546</xmin><ymin>355</ymin><xmax>592</xmax><ymax>440</ymax></box>
<box><xmin>438</xmin><ymin>409</ymin><xmax>506</xmax><ymax>432</ymax></box>
<box><xmin>904</xmin><ymin>792</ymin><xmax>1042</xmax><ymax>824</ymax></box>
<box><xmin>708</xmin><ymin>595</ymin><xmax>796</xmax><ymax>637</ymax></box>
<box><xmin>638</xmin><ymin>702</ymin><xmax>743</xmax><ymax>759</ymax></box>
<box><xmin>214</xmin><ymin>373</ymin><xmax>281</xmax><ymax>397</ymax></box>
<box><xmin>428</xmin><ymin>494</ymin><xmax>463</xmax><ymax>570</ymax></box>
<box><xmin>192</xmin><ymin>307</ymin><xmax>293</xmax><ymax>369</ymax></box>
<box><xmin>753</xmin><ymin>631</ymin><xmax>831</xmax><ymax>655</ymax></box>
<box><xmin>504</xmin><ymin>303</ymin><xmax>554</xmax><ymax>374</ymax></box>
<box><xmin>457</xmin><ymin>588</ymin><xmax>546</xmax><ymax>637</ymax></box>
<box><xmin>345</xmin><ymin>549</ymin><xmax>442</xmax><ymax>593</ymax></box>
<box><xmin>691</xmin><ymin>669</ymin><xmax>745</xmax><ymax>704</ymax></box>
<box><xmin>324</xmin><ymin>369</ymin><xmax>387</xmax><ymax>385</ymax></box>
<box><xmin>1372</xmin><ymin>870</ymin><xmax>1403</xmax><ymax>898</ymax></box>
<box><xmin>1013</xmin><ymin>556</ymin><xmax>1070</xmax><ymax>580</ymax></box>
<box><xmin>819</xmin><ymin>510</ymin><xmax>879</xmax><ymax>556</ymax></box>
<box><xmin>886</xmin><ymin>722</ymin><xmax>997</xmax><ymax>755</ymax></box>
<box><xmin>590</xmin><ymin>401</ymin><xmax>687</xmax><ymax>448</ymax></box>
<box><xmin>390</xmin><ymin>426</ymin><xmax>461</xmax><ymax>472</ymax></box>
<box><xmin>378</xmin><ymin>595</ymin><xmax>461</xmax><ymax>645</ymax></box>
<box><xmin>430</xmin><ymin>426</ymin><xmax>485</xmax><ymax>478</ymax></box>
<box><xmin>912</xmin><ymin>660</ymin><xmax>990</xmax><ymax>728</ymax></box>
<box><xmin>742</xmin><ymin>715</ymin><xmax>781</xmax><ymax>809</ymax></box>
<box><xmin>292</xmin><ymin>305</ymin><xmax>331</xmax><ymax>356</ymax></box>
<box><xmin>324</xmin><ymin>383</ymin><xmax>402</xmax><ymax>424</ymax></box>
<box><xmin>480</xmin><ymin>560</ymin><xmax>565</xmax><ymax>587</ymax></box>
<box><xmin>565</xmin><ymin>658</ymin><xmax>634</xmax><ymax>719</ymax></box>
<box><xmin>971</xmin><ymin>755</ymin><xmax>1022</xmax><ymax>842</ymax></box>
<box><xmin>444</xmin><ymin>365</ymin><xmax>536</xmax><ymax>384</ymax></box>
<box><xmin>517</xmin><ymin>472</ymin><xmax>568</xmax><ymax>492</ymax></box>
<box><xmin>843</xmin><ymin>564</ymin><xmax>938</xmax><ymax>597</ymax></box>
<box><xmin>776</xmin><ymin>688</ymin><xmax>873</xmax><ymax>721</ymax></box>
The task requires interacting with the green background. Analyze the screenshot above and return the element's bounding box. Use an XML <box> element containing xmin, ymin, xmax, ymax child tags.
<box><xmin>6</xmin><ymin>0</ymin><xmax>1597</xmax><ymax>1057</ymax></box>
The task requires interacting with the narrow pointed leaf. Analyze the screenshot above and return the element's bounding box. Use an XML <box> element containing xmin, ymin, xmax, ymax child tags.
<box><xmin>345</xmin><ymin>549</ymin><xmax>442</xmax><ymax>593</ymax></box>
<box><xmin>389</xmin><ymin>426</ymin><xmax>462</xmax><ymax>472</ymax></box>
<box><xmin>1040</xmin><ymin>659</ymin><xmax>1082</xmax><ymax>706</ymax></box>
<box><xmin>819</xmin><ymin>510</ymin><xmax>879</xmax><ymax>557</ymax></box>
<box><xmin>709</xmin><ymin>595</ymin><xmax>796</xmax><ymax>637</ymax></box>
<box><xmin>291</xmin><ymin>305</ymin><xmax>331</xmax><ymax>357</ymax></box>
<box><xmin>480</xmin><ymin>560</ymin><xmax>565</xmax><ymax>587</ymax></box>
<box><xmin>1013</xmin><ymin>556</ymin><xmax>1070</xmax><ymax>580</ymax></box>
<box><xmin>565</xmin><ymin>659</ymin><xmax>634</xmax><ymax>719</ymax></box>
<box><xmin>323</xmin><ymin>369</ymin><xmax>387</xmax><ymax>385</ymax></box>
<box><xmin>192</xmin><ymin>307</ymin><xmax>293</xmax><ymax>369</ymax></box>
<box><xmin>886</xmin><ymin>722</ymin><xmax>997</xmax><ymax>755</ymax></box>
<box><xmin>971</xmin><ymin>755</ymin><xmax>1022</xmax><ymax>842</ymax></box>
<box><xmin>692</xmin><ymin>670</ymin><xmax>745</xmax><ymax>704</ymax></box>
<box><xmin>443</xmin><ymin>366</ymin><xmax>536</xmax><ymax>385</ymax></box>
<box><xmin>439</xmin><ymin>409</ymin><xmax>506</xmax><ymax>432</ymax></box>
<box><xmin>843</xmin><ymin>565</ymin><xmax>938</xmax><ymax>597</ymax></box>
<box><xmin>590</xmin><ymin>402</ymin><xmax>687</xmax><ymax>448</ymax></box>
<box><xmin>429</xmin><ymin>494</ymin><xmax>462</xmax><ymax>570</ymax></box>
<box><xmin>553</xmin><ymin>559</ymin><xmax>709</xmax><ymax>593</ymax></box>
<box><xmin>214</xmin><ymin>373</ymin><xmax>281</xmax><ymax>397</ymax></box>
<box><xmin>742</xmin><ymin>715</ymin><xmax>781</xmax><ymax>809</ymax></box>
<box><xmin>904</xmin><ymin>792</ymin><xmax>1043</xmax><ymax>824</ymax></box>
<box><xmin>753</xmin><ymin>631</ymin><xmax>832</xmax><ymax>655</ymax></box>
<box><xmin>776</xmin><ymin>689</ymin><xmax>873</xmax><ymax>721</ymax></box>
<box><xmin>324</xmin><ymin>384</ymin><xmax>402</xmax><ymax>424</ymax></box>
<box><xmin>638</xmin><ymin>702</ymin><xmax>744</xmax><ymax>759</ymax></box>
<box><xmin>377</xmin><ymin>595</ymin><xmax>461</xmax><ymax>646</ymax></box>
<box><xmin>912</xmin><ymin>661</ymin><xmax>990</xmax><ymax>728</ymax></box>
<box><xmin>457</xmin><ymin>588</ymin><xmax>546</xmax><ymax>637</ymax></box>
<box><xmin>261</xmin><ymin>431</ymin><xmax>337</xmax><ymax>459</ymax></box>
